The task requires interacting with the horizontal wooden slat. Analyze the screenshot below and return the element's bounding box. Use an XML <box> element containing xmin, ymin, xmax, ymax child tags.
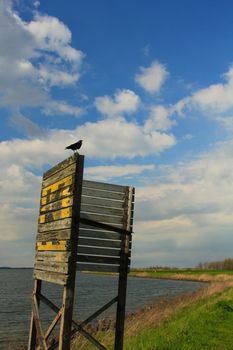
<box><xmin>39</xmin><ymin>207</ymin><xmax>72</xmax><ymax>224</ymax></box>
<box><xmin>78</xmin><ymin>237</ymin><xmax>122</xmax><ymax>249</ymax></box>
<box><xmin>43</xmin><ymin>155</ymin><xmax>76</xmax><ymax>180</ymax></box>
<box><xmin>41</xmin><ymin>197</ymin><xmax>73</xmax><ymax>213</ymax></box>
<box><xmin>81</xmin><ymin>204</ymin><xmax>124</xmax><ymax>217</ymax></box>
<box><xmin>42</xmin><ymin>175</ymin><xmax>73</xmax><ymax>197</ymax></box>
<box><xmin>81</xmin><ymin>195</ymin><xmax>125</xmax><ymax>209</ymax></box>
<box><xmin>37</xmin><ymin>240</ymin><xmax>71</xmax><ymax>251</ymax></box>
<box><xmin>42</xmin><ymin>163</ymin><xmax>76</xmax><ymax>188</ymax></box>
<box><xmin>34</xmin><ymin>269</ymin><xmax>68</xmax><ymax>285</ymax></box>
<box><xmin>80</xmin><ymin>213</ymin><xmax>123</xmax><ymax>225</ymax></box>
<box><xmin>82</xmin><ymin>188</ymin><xmax>126</xmax><ymax>201</ymax></box>
<box><xmin>79</xmin><ymin>220</ymin><xmax>134</xmax><ymax>235</ymax></box>
<box><xmin>38</xmin><ymin>218</ymin><xmax>72</xmax><ymax>232</ymax></box>
<box><xmin>83</xmin><ymin>180</ymin><xmax>127</xmax><ymax>193</ymax></box>
<box><xmin>76</xmin><ymin>263</ymin><xmax>120</xmax><ymax>273</ymax></box>
<box><xmin>77</xmin><ymin>246</ymin><xmax>121</xmax><ymax>257</ymax></box>
<box><xmin>79</xmin><ymin>229</ymin><xmax>121</xmax><ymax>240</ymax></box>
<box><xmin>41</xmin><ymin>186</ymin><xmax>73</xmax><ymax>206</ymax></box>
<box><xmin>34</xmin><ymin>261</ymin><xmax>69</xmax><ymax>274</ymax></box>
<box><xmin>37</xmin><ymin>229</ymin><xmax>71</xmax><ymax>242</ymax></box>
<box><xmin>77</xmin><ymin>255</ymin><xmax>120</xmax><ymax>265</ymax></box>
<box><xmin>36</xmin><ymin>251</ymin><xmax>72</xmax><ymax>263</ymax></box>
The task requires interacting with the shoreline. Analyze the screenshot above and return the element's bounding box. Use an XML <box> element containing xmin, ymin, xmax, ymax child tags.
<box><xmin>71</xmin><ymin>278</ymin><xmax>233</xmax><ymax>349</ymax></box>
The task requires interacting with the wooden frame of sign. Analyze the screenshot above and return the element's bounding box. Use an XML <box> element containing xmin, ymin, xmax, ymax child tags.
<box><xmin>28</xmin><ymin>154</ymin><xmax>135</xmax><ymax>350</ymax></box>
<box><xmin>28</xmin><ymin>154</ymin><xmax>84</xmax><ymax>350</ymax></box>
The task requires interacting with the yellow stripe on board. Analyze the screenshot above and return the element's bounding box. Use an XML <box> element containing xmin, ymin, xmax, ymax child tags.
<box><xmin>40</xmin><ymin>197</ymin><xmax>73</xmax><ymax>213</ymax></box>
<box><xmin>37</xmin><ymin>240</ymin><xmax>70</xmax><ymax>251</ymax></box>
<box><xmin>41</xmin><ymin>187</ymin><xmax>72</xmax><ymax>205</ymax></box>
<box><xmin>42</xmin><ymin>175</ymin><xmax>73</xmax><ymax>197</ymax></box>
<box><xmin>39</xmin><ymin>208</ymin><xmax>72</xmax><ymax>223</ymax></box>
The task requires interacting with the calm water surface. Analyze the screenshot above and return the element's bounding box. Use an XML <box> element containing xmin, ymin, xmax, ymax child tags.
<box><xmin>0</xmin><ymin>269</ymin><xmax>205</xmax><ymax>348</ymax></box>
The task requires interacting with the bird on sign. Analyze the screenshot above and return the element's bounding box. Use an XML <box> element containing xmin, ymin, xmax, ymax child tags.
<box><xmin>65</xmin><ymin>140</ymin><xmax>83</xmax><ymax>153</ymax></box>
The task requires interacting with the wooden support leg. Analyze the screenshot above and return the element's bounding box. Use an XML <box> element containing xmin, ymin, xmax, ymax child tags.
<box><xmin>28</xmin><ymin>279</ymin><xmax>42</xmax><ymax>350</ymax></box>
<box><xmin>58</xmin><ymin>283</ymin><xmax>75</xmax><ymax>350</ymax></box>
<box><xmin>114</xmin><ymin>260</ymin><xmax>128</xmax><ymax>350</ymax></box>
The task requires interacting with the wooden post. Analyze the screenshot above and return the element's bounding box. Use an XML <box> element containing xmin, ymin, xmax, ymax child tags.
<box><xmin>28</xmin><ymin>279</ymin><xmax>42</xmax><ymax>350</ymax></box>
<box><xmin>59</xmin><ymin>155</ymin><xmax>84</xmax><ymax>350</ymax></box>
<box><xmin>114</xmin><ymin>187</ymin><xmax>134</xmax><ymax>350</ymax></box>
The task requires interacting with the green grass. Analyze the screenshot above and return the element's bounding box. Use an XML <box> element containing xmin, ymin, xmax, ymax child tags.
<box><xmin>130</xmin><ymin>269</ymin><xmax>233</xmax><ymax>279</ymax></box>
<box><xmin>124</xmin><ymin>286</ymin><xmax>233</xmax><ymax>350</ymax></box>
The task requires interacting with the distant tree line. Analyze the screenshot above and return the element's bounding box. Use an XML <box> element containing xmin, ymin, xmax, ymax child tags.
<box><xmin>196</xmin><ymin>258</ymin><xmax>233</xmax><ymax>270</ymax></box>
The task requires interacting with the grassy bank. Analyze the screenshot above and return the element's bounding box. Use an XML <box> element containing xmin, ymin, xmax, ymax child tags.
<box><xmin>130</xmin><ymin>269</ymin><xmax>233</xmax><ymax>282</ymax></box>
<box><xmin>71</xmin><ymin>277</ymin><xmax>233</xmax><ymax>350</ymax></box>
<box><xmin>124</xmin><ymin>282</ymin><xmax>233</xmax><ymax>350</ymax></box>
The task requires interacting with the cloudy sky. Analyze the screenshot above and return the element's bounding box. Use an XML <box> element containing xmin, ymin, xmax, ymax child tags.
<box><xmin>1</xmin><ymin>0</ymin><xmax>233</xmax><ymax>267</ymax></box>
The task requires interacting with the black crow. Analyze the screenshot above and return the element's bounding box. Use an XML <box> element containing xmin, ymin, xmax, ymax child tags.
<box><xmin>65</xmin><ymin>140</ymin><xmax>83</xmax><ymax>153</ymax></box>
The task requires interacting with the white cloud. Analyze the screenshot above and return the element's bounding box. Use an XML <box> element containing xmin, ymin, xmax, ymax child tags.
<box><xmin>95</xmin><ymin>89</ymin><xmax>140</xmax><ymax>117</ymax></box>
<box><xmin>144</xmin><ymin>105</ymin><xmax>176</xmax><ymax>132</ymax></box>
<box><xmin>135</xmin><ymin>61</ymin><xmax>169</xmax><ymax>93</ymax></box>
<box><xmin>0</xmin><ymin>1</ymin><xmax>84</xmax><ymax>116</ymax></box>
<box><xmin>85</xmin><ymin>164</ymin><xmax>155</xmax><ymax>181</ymax></box>
<box><xmin>43</xmin><ymin>100</ymin><xmax>84</xmax><ymax>117</ymax></box>
<box><xmin>0</xmin><ymin>117</ymin><xmax>176</xmax><ymax>168</ymax></box>
<box><xmin>132</xmin><ymin>138</ymin><xmax>233</xmax><ymax>266</ymax></box>
<box><xmin>171</xmin><ymin>66</ymin><xmax>233</xmax><ymax>120</ymax></box>
<box><xmin>190</xmin><ymin>67</ymin><xmax>233</xmax><ymax>113</ymax></box>
<box><xmin>27</xmin><ymin>14</ymin><xmax>83</xmax><ymax>63</ymax></box>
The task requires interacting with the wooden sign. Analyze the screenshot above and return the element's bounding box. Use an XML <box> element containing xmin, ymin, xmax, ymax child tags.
<box><xmin>28</xmin><ymin>154</ymin><xmax>84</xmax><ymax>350</ymax></box>
<box><xmin>28</xmin><ymin>153</ymin><xmax>135</xmax><ymax>350</ymax></box>
<box><xmin>33</xmin><ymin>154</ymin><xmax>84</xmax><ymax>286</ymax></box>
<box><xmin>77</xmin><ymin>180</ymin><xmax>134</xmax><ymax>273</ymax></box>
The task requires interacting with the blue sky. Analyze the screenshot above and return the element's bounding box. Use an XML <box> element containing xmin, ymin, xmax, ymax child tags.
<box><xmin>1</xmin><ymin>0</ymin><xmax>233</xmax><ymax>267</ymax></box>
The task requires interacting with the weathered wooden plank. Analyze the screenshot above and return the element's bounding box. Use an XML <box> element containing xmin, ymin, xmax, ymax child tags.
<box><xmin>43</xmin><ymin>155</ymin><xmax>76</xmax><ymax>180</ymax></box>
<box><xmin>28</xmin><ymin>280</ymin><xmax>42</xmax><ymax>350</ymax></box>
<box><xmin>42</xmin><ymin>175</ymin><xmax>74</xmax><ymax>197</ymax></box>
<box><xmin>78</xmin><ymin>237</ymin><xmax>122</xmax><ymax>249</ymax></box>
<box><xmin>44</xmin><ymin>308</ymin><xmax>63</xmax><ymax>341</ymax></box>
<box><xmin>58</xmin><ymin>155</ymin><xmax>84</xmax><ymax>350</ymax></box>
<box><xmin>38</xmin><ymin>218</ymin><xmax>72</xmax><ymax>232</ymax></box>
<box><xmin>42</xmin><ymin>163</ymin><xmax>76</xmax><ymax>188</ymax></box>
<box><xmin>36</xmin><ymin>251</ymin><xmax>72</xmax><ymax>263</ymax></box>
<box><xmin>40</xmin><ymin>197</ymin><xmax>73</xmax><ymax>213</ymax></box>
<box><xmin>35</xmin><ymin>261</ymin><xmax>69</xmax><ymax>274</ymax></box>
<box><xmin>77</xmin><ymin>246</ymin><xmax>121</xmax><ymax>257</ymax></box>
<box><xmin>37</xmin><ymin>240</ymin><xmax>71</xmax><ymax>251</ymax></box>
<box><xmin>32</xmin><ymin>295</ymin><xmax>47</xmax><ymax>350</ymax></box>
<box><xmin>80</xmin><ymin>212</ymin><xmax>123</xmax><ymax>225</ymax></box>
<box><xmin>76</xmin><ymin>263</ymin><xmax>120</xmax><ymax>273</ymax></box>
<box><xmin>115</xmin><ymin>185</ymin><xmax>135</xmax><ymax>350</ymax></box>
<box><xmin>80</xmin><ymin>218</ymin><xmax>133</xmax><ymax>235</ymax></box>
<box><xmin>77</xmin><ymin>255</ymin><xmax>120</xmax><ymax>265</ymax></box>
<box><xmin>79</xmin><ymin>229</ymin><xmax>121</xmax><ymax>240</ymax></box>
<box><xmin>83</xmin><ymin>180</ymin><xmax>126</xmax><ymax>193</ymax></box>
<box><xmin>81</xmin><ymin>195</ymin><xmax>126</xmax><ymax>209</ymax></box>
<box><xmin>82</xmin><ymin>188</ymin><xmax>126</xmax><ymax>201</ymax></box>
<box><xmin>41</xmin><ymin>186</ymin><xmax>73</xmax><ymax>206</ymax></box>
<box><xmin>81</xmin><ymin>204</ymin><xmax>124</xmax><ymax>217</ymax></box>
<box><xmin>39</xmin><ymin>207</ymin><xmax>72</xmax><ymax>224</ymax></box>
<box><xmin>34</xmin><ymin>269</ymin><xmax>68</xmax><ymax>285</ymax></box>
<box><xmin>37</xmin><ymin>229</ymin><xmax>71</xmax><ymax>241</ymax></box>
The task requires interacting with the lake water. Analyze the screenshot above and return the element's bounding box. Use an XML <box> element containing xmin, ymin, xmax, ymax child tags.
<box><xmin>0</xmin><ymin>269</ymin><xmax>205</xmax><ymax>348</ymax></box>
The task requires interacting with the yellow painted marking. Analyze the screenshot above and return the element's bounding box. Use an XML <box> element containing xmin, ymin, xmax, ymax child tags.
<box><xmin>37</xmin><ymin>240</ymin><xmax>70</xmax><ymax>251</ymax></box>
<box><xmin>40</xmin><ymin>197</ymin><xmax>73</xmax><ymax>213</ymax></box>
<box><xmin>39</xmin><ymin>208</ymin><xmax>72</xmax><ymax>223</ymax></box>
<box><xmin>42</xmin><ymin>175</ymin><xmax>73</xmax><ymax>197</ymax></box>
<box><xmin>41</xmin><ymin>187</ymin><xmax>72</xmax><ymax>205</ymax></box>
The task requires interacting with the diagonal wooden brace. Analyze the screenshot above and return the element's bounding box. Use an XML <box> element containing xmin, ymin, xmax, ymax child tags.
<box><xmin>32</xmin><ymin>294</ymin><xmax>47</xmax><ymax>350</ymax></box>
<box><xmin>38</xmin><ymin>293</ymin><xmax>107</xmax><ymax>350</ymax></box>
